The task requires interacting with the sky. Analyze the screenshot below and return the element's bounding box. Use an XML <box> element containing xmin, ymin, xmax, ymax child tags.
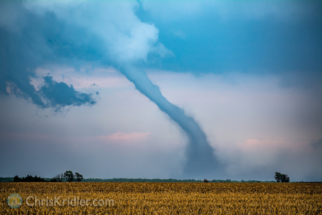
<box><xmin>0</xmin><ymin>0</ymin><xmax>321</xmax><ymax>181</ymax></box>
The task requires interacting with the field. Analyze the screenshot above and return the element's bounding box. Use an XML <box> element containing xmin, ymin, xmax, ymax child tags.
<box><xmin>1</xmin><ymin>182</ymin><xmax>321</xmax><ymax>214</ymax></box>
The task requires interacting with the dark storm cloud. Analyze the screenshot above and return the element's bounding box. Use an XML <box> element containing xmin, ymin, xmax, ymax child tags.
<box><xmin>138</xmin><ymin>1</ymin><xmax>322</xmax><ymax>85</ymax></box>
<box><xmin>39</xmin><ymin>76</ymin><xmax>96</xmax><ymax>109</ymax></box>
<box><xmin>0</xmin><ymin>1</ymin><xmax>102</xmax><ymax>109</ymax></box>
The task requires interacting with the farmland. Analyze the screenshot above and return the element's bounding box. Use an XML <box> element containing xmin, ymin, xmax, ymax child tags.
<box><xmin>1</xmin><ymin>182</ymin><xmax>321</xmax><ymax>214</ymax></box>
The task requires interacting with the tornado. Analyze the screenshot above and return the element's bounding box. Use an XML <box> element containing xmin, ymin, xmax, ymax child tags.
<box><xmin>120</xmin><ymin>65</ymin><xmax>222</xmax><ymax>178</ymax></box>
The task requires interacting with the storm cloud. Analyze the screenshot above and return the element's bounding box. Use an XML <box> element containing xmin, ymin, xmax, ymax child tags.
<box><xmin>0</xmin><ymin>1</ymin><xmax>98</xmax><ymax>109</ymax></box>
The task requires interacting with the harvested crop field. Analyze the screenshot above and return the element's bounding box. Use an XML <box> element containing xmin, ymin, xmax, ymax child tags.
<box><xmin>1</xmin><ymin>182</ymin><xmax>321</xmax><ymax>214</ymax></box>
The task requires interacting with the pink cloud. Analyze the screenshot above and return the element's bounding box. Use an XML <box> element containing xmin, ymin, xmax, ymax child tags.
<box><xmin>99</xmin><ymin>132</ymin><xmax>151</xmax><ymax>142</ymax></box>
<box><xmin>0</xmin><ymin>131</ymin><xmax>151</xmax><ymax>145</ymax></box>
<box><xmin>236</xmin><ymin>138</ymin><xmax>291</xmax><ymax>153</ymax></box>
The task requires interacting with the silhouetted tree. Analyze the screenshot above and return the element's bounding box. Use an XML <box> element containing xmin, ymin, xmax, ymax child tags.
<box><xmin>275</xmin><ymin>172</ymin><xmax>282</xmax><ymax>182</ymax></box>
<box><xmin>50</xmin><ymin>173</ymin><xmax>64</xmax><ymax>182</ymax></box>
<box><xmin>55</xmin><ymin>173</ymin><xmax>64</xmax><ymax>182</ymax></box>
<box><xmin>74</xmin><ymin>172</ymin><xmax>83</xmax><ymax>182</ymax></box>
<box><xmin>64</xmin><ymin>171</ymin><xmax>74</xmax><ymax>182</ymax></box>
<box><xmin>275</xmin><ymin>172</ymin><xmax>290</xmax><ymax>182</ymax></box>
<box><xmin>204</xmin><ymin>179</ymin><xmax>208</xmax><ymax>183</ymax></box>
<box><xmin>14</xmin><ymin>175</ymin><xmax>22</xmax><ymax>182</ymax></box>
<box><xmin>281</xmin><ymin>174</ymin><xmax>290</xmax><ymax>182</ymax></box>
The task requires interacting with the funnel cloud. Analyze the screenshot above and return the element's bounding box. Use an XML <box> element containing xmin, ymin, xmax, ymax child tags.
<box><xmin>120</xmin><ymin>65</ymin><xmax>222</xmax><ymax>178</ymax></box>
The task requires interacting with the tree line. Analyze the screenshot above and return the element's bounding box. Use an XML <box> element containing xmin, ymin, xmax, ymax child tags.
<box><xmin>14</xmin><ymin>175</ymin><xmax>46</xmax><ymax>182</ymax></box>
<box><xmin>9</xmin><ymin>172</ymin><xmax>290</xmax><ymax>183</ymax></box>
<box><xmin>13</xmin><ymin>171</ymin><xmax>83</xmax><ymax>182</ymax></box>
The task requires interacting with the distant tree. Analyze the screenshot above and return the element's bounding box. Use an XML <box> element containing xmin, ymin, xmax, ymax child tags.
<box><xmin>274</xmin><ymin>172</ymin><xmax>282</xmax><ymax>182</ymax></box>
<box><xmin>64</xmin><ymin>171</ymin><xmax>74</xmax><ymax>182</ymax></box>
<box><xmin>281</xmin><ymin>174</ymin><xmax>290</xmax><ymax>182</ymax></box>
<box><xmin>204</xmin><ymin>179</ymin><xmax>208</xmax><ymax>183</ymax></box>
<box><xmin>275</xmin><ymin>172</ymin><xmax>290</xmax><ymax>182</ymax></box>
<box><xmin>51</xmin><ymin>173</ymin><xmax>64</xmax><ymax>182</ymax></box>
<box><xmin>74</xmin><ymin>172</ymin><xmax>83</xmax><ymax>182</ymax></box>
<box><xmin>56</xmin><ymin>173</ymin><xmax>64</xmax><ymax>182</ymax></box>
<box><xmin>14</xmin><ymin>175</ymin><xmax>22</xmax><ymax>182</ymax></box>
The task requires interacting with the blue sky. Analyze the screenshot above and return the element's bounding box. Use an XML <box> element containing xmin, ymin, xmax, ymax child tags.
<box><xmin>0</xmin><ymin>0</ymin><xmax>321</xmax><ymax>181</ymax></box>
